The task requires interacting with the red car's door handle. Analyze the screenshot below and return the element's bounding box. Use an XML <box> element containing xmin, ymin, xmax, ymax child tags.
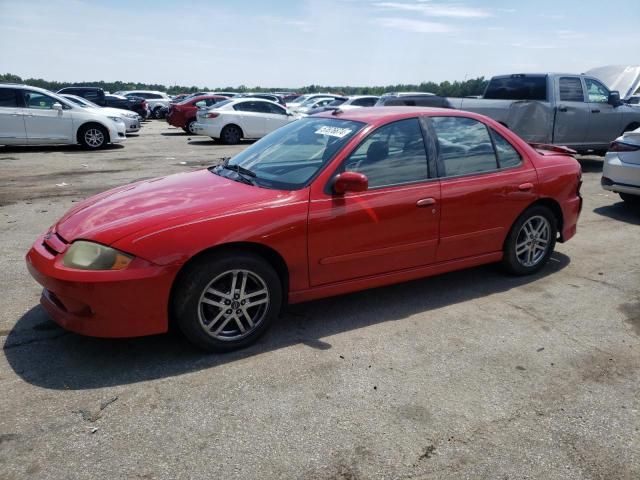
<box><xmin>518</xmin><ymin>183</ymin><xmax>534</xmax><ymax>191</ymax></box>
<box><xmin>416</xmin><ymin>198</ymin><xmax>436</xmax><ymax>207</ymax></box>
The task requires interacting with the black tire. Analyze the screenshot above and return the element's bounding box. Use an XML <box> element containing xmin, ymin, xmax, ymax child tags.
<box><xmin>152</xmin><ymin>107</ymin><xmax>163</xmax><ymax>119</ymax></box>
<box><xmin>502</xmin><ymin>205</ymin><xmax>557</xmax><ymax>276</ymax></box>
<box><xmin>221</xmin><ymin>125</ymin><xmax>242</xmax><ymax>145</ymax></box>
<box><xmin>186</xmin><ymin>119</ymin><xmax>198</xmax><ymax>135</ymax></box>
<box><xmin>172</xmin><ymin>251</ymin><xmax>282</xmax><ymax>352</ymax></box>
<box><xmin>620</xmin><ymin>193</ymin><xmax>640</xmax><ymax>205</ymax></box>
<box><xmin>78</xmin><ymin>124</ymin><xmax>108</xmax><ymax>149</ymax></box>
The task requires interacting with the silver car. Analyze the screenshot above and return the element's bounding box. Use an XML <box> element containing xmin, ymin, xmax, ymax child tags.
<box><xmin>602</xmin><ymin>126</ymin><xmax>640</xmax><ymax>205</ymax></box>
<box><xmin>60</xmin><ymin>94</ymin><xmax>141</xmax><ymax>133</ymax></box>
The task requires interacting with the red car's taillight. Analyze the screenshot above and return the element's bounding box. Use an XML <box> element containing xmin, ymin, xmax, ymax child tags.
<box><xmin>206</xmin><ymin>112</ymin><xmax>220</xmax><ymax>119</ymax></box>
<box><xmin>609</xmin><ymin>141</ymin><xmax>640</xmax><ymax>152</ymax></box>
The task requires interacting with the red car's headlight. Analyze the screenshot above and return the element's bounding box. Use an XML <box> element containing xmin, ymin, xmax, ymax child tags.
<box><xmin>62</xmin><ymin>241</ymin><xmax>133</xmax><ymax>270</ymax></box>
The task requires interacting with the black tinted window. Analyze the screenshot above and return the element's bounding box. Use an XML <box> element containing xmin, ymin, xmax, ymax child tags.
<box><xmin>484</xmin><ymin>76</ymin><xmax>547</xmax><ymax>100</ymax></box>
<box><xmin>352</xmin><ymin>97</ymin><xmax>377</xmax><ymax>107</ymax></box>
<box><xmin>0</xmin><ymin>88</ymin><xmax>19</xmax><ymax>107</ymax></box>
<box><xmin>83</xmin><ymin>91</ymin><xmax>101</xmax><ymax>101</ymax></box>
<box><xmin>431</xmin><ymin>117</ymin><xmax>498</xmax><ymax>177</ymax></box>
<box><xmin>234</xmin><ymin>101</ymin><xmax>263</xmax><ymax>113</ymax></box>
<box><xmin>343</xmin><ymin>118</ymin><xmax>428</xmax><ymax>188</ymax></box>
<box><xmin>491</xmin><ymin>129</ymin><xmax>522</xmax><ymax>168</ymax></box>
<box><xmin>264</xmin><ymin>102</ymin><xmax>286</xmax><ymax>115</ymax></box>
<box><xmin>559</xmin><ymin>77</ymin><xmax>584</xmax><ymax>102</ymax></box>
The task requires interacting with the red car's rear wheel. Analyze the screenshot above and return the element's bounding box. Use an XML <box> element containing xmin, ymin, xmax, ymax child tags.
<box><xmin>502</xmin><ymin>205</ymin><xmax>557</xmax><ymax>275</ymax></box>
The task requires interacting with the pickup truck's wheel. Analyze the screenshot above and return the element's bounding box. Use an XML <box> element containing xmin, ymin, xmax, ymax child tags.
<box><xmin>152</xmin><ymin>107</ymin><xmax>164</xmax><ymax>119</ymax></box>
<box><xmin>221</xmin><ymin>125</ymin><xmax>242</xmax><ymax>145</ymax></box>
<box><xmin>78</xmin><ymin>124</ymin><xmax>108</xmax><ymax>149</ymax></box>
<box><xmin>172</xmin><ymin>251</ymin><xmax>282</xmax><ymax>352</ymax></box>
<box><xmin>502</xmin><ymin>205</ymin><xmax>557</xmax><ymax>275</ymax></box>
<box><xmin>620</xmin><ymin>193</ymin><xmax>640</xmax><ymax>205</ymax></box>
<box><xmin>186</xmin><ymin>119</ymin><xmax>198</xmax><ymax>135</ymax></box>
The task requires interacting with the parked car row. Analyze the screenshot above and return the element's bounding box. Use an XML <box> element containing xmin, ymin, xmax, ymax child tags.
<box><xmin>0</xmin><ymin>83</ymin><xmax>162</xmax><ymax>149</ymax></box>
<box><xmin>0</xmin><ymin>84</ymin><xmax>129</xmax><ymax>149</ymax></box>
<box><xmin>57</xmin><ymin>86</ymin><xmax>149</xmax><ymax>119</ymax></box>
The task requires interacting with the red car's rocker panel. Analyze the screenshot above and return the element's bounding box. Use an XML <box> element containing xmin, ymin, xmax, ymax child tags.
<box><xmin>25</xmin><ymin>107</ymin><xmax>582</xmax><ymax>350</ymax></box>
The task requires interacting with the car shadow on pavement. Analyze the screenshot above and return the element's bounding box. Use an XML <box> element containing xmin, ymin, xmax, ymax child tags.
<box><xmin>593</xmin><ymin>202</ymin><xmax>640</xmax><ymax>225</ymax></box>
<box><xmin>577</xmin><ymin>157</ymin><xmax>603</xmax><ymax>173</ymax></box>
<box><xmin>187</xmin><ymin>139</ymin><xmax>254</xmax><ymax>146</ymax></box>
<box><xmin>3</xmin><ymin>253</ymin><xmax>570</xmax><ymax>390</ymax></box>
<box><xmin>160</xmin><ymin>132</ymin><xmax>187</xmax><ymax>136</ymax></box>
<box><xmin>1</xmin><ymin>144</ymin><xmax>125</xmax><ymax>154</ymax></box>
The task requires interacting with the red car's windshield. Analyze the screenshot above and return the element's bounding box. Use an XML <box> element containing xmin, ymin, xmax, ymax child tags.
<box><xmin>213</xmin><ymin>117</ymin><xmax>365</xmax><ymax>190</ymax></box>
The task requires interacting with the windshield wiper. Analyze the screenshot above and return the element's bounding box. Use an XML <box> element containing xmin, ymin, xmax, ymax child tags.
<box><xmin>212</xmin><ymin>159</ymin><xmax>257</xmax><ymax>186</ymax></box>
<box><xmin>222</xmin><ymin>163</ymin><xmax>257</xmax><ymax>179</ymax></box>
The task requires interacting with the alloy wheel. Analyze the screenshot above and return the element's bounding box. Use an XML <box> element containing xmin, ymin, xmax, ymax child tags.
<box><xmin>84</xmin><ymin>128</ymin><xmax>104</xmax><ymax>148</ymax></box>
<box><xmin>223</xmin><ymin>126</ymin><xmax>240</xmax><ymax>144</ymax></box>
<box><xmin>197</xmin><ymin>269</ymin><xmax>270</xmax><ymax>341</ymax></box>
<box><xmin>515</xmin><ymin>215</ymin><xmax>551</xmax><ymax>267</ymax></box>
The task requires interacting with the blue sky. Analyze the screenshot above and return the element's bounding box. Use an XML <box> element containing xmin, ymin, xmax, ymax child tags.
<box><xmin>0</xmin><ymin>0</ymin><xmax>637</xmax><ymax>88</ymax></box>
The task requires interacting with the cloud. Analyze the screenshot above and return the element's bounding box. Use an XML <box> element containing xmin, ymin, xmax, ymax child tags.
<box><xmin>374</xmin><ymin>1</ymin><xmax>493</xmax><ymax>18</ymax></box>
<box><xmin>375</xmin><ymin>17</ymin><xmax>455</xmax><ymax>33</ymax></box>
<box><xmin>556</xmin><ymin>30</ymin><xmax>586</xmax><ymax>40</ymax></box>
<box><xmin>511</xmin><ymin>42</ymin><xmax>558</xmax><ymax>50</ymax></box>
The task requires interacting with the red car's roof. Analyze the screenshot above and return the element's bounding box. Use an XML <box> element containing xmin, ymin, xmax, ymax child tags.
<box><xmin>315</xmin><ymin>106</ymin><xmax>487</xmax><ymax>126</ymax></box>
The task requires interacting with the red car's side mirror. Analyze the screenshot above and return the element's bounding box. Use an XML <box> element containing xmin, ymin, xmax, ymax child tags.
<box><xmin>333</xmin><ymin>171</ymin><xmax>369</xmax><ymax>194</ymax></box>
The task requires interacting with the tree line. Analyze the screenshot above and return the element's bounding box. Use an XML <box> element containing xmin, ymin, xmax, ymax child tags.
<box><xmin>1</xmin><ymin>73</ymin><xmax>489</xmax><ymax>97</ymax></box>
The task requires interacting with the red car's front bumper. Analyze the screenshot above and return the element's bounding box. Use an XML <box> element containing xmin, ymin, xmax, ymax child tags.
<box><xmin>26</xmin><ymin>234</ymin><xmax>181</xmax><ymax>338</ymax></box>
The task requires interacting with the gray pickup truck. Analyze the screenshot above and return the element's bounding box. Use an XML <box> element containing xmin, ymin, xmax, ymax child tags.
<box><xmin>447</xmin><ymin>72</ymin><xmax>640</xmax><ymax>154</ymax></box>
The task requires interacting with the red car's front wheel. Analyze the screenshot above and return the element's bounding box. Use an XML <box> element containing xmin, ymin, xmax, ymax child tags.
<box><xmin>172</xmin><ymin>251</ymin><xmax>282</xmax><ymax>352</ymax></box>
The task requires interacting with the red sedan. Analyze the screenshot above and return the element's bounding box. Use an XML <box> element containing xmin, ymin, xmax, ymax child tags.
<box><xmin>167</xmin><ymin>95</ymin><xmax>227</xmax><ymax>134</ymax></box>
<box><xmin>26</xmin><ymin>108</ymin><xmax>582</xmax><ymax>351</ymax></box>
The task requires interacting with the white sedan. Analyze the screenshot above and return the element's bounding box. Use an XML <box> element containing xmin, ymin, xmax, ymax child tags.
<box><xmin>0</xmin><ymin>84</ymin><xmax>126</xmax><ymax>149</ymax></box>
<box><xmin>602</xmin><ymin>126</ymin><xmax>640</xmax><ymax>205</ymax></box>
<box><xmin>60</xmin><ymin>94</ymin><xmax>141</xmax><ymax>133</ymax></box>
<box><xmin>193</xmin><ymin>98</ymin><xmax>299</xmax><ymax>144</ymax></box>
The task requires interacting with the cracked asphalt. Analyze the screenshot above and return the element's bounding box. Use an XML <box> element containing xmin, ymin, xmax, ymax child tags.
<box><xmin>1</xmin><ymin>121</ymin><xmax>639</xmax><ymax>479</ymax></box>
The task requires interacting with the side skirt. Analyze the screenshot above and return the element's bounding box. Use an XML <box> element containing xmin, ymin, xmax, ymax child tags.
<box><xmin>289</xmin><ymin>251</ymin><xmax>503</xmax><ymax>304</ymax></box>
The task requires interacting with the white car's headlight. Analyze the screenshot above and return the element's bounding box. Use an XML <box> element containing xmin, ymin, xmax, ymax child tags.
<box><xmin>108</xmin><ymin>116</ymin><xmax>124</xmax><ymax>123</ymax></box>
<box><xmin>124</xmin><ymin>112</ymin><xmax>138</xmax><ymax>119</ymax></box>
<box><xmin>63</xmin><ymin>241</ymin><xmax>133</xmax><ymax>270</ymax></box>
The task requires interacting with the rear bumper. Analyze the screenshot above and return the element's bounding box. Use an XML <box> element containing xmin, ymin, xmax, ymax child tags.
<box><xmin>602</xmin><ymin>153</ymin><xmax>640</xmax><ymax>194</ymax></box>
<box><xmin>193</xmin><ymin>122</ymin><xmax>221</xmax><ymax>137</ymax></box>
<box><xmin>560</xmin><ymin>195</ymin><xmax>582</xmax><ymax>242</ymax></box>
<box><xmin>166</xmin><ymin>113</ymin><xmax>186</xmax><ymax>129</ymax></box>
<box><xmin>25</xmin><ymin>233</ymin><xmax>181</xmax><ymax>338</ymax></box>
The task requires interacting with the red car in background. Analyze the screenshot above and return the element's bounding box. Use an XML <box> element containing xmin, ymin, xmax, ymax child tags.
<box><xmin>26</xmin><ymin>108</ymin><xmax>582</xmax><ymax>352</ymax></box>
<box><xmin>167</xmin><ymin>95</ymin><xmax>227</xmax><ymax>134</ymax></box>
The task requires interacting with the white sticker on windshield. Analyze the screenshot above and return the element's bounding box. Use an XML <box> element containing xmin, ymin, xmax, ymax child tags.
<box><xmin>315</xmin><ymin>126</ymin><xmax>352</xmax><ymax>138</ymax></box>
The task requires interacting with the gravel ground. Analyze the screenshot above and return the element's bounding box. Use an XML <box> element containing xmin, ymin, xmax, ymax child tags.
<box><xmin>1</xmin><ymin>120</ymin><xmax>639</xmax><ymax>480</ymax></box>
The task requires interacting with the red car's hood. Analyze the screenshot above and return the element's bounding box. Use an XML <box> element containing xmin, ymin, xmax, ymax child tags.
<box><xmin>56</xmin><ymin>169</ymin><xmax>294</xmax><ymax>246</ymax></box>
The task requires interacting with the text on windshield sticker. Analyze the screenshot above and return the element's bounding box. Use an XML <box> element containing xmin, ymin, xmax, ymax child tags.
<box><xmin>315</xmin><ymin>126</ymin><xmax>352</xmax><ymax>138</ymax></box>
